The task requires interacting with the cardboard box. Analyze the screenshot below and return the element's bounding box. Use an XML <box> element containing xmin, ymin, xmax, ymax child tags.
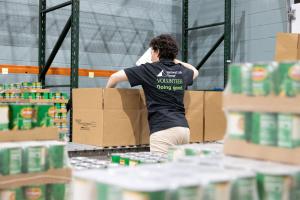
<box><xmin>74</xmin><ymin>88</ymin><xmax>204</xmax><ymax>146</ymax></box>
<box><xmin>0</xmin><ymin>168</ymin><xmax>72</xmax><ymax>189</ymax></box>
<box><xmin>184</xmin><ymin>91</ymin><xmax>204</xmax><ymax>142</ymax></box>
<box><xmin>0</xmin><ymin>127</ymin><xmax>59</xmax><ymax>142</ymax></box>
<box><xmin>73</xmin><ymin>88</ymin><xmax>140</xmax><ymax>147</ymax></box>
<box><xmin>224</xmin><ymin>139</ymin><xmax>300</xmax><ymax>165</ymax></box>
<box><xmin>275</xmin><ymin>32</ymin><xmax>300</xmax><ymax>61</ymax></box>
<box><xmin>204</xmin><ymin>92</ymin><xmax>226</xmax><ymax>141</ymax></box>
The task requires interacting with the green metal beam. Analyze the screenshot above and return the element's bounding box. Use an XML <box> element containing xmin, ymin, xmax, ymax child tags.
<box><xmin>181</xmin><ymin>0</ymin><xmax>188</xmax><ymax>62</ymax></box>
<box><xmin>38</xmin><ymin>0</ymin><xmax>46</xmax><ymax>86</ymax></box>
<box><xmin>196</xmin><ymin>34</ymin><xmax>224</xmax><ymax>70</ymax></box>
<box><xmin>224</xmin><ymin>0</ymin><xmax>232</xmax><ymax>88</ymax></box>
<box><xmin>41</xmin><ymin>1</ymin><xmax>72</xmax><ymax>13</ymax></box>
<box><xmin>187</xmin><ymin>22</ymin><xmax>224</xmax><ymax>31</ymax></box>
<box><xmin>39</xmin><ymin>16</ymin><xmax>72</xmax><ymax>81</ymax></box>
<box><xmin>70</xmin><ymin>0</ymin><xmax>80</xmax><ymax>142</ymax></box>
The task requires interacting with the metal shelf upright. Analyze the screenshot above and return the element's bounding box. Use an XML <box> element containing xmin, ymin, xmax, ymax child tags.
<box><xmin>182</xmin><ymin>0</ymin><xmax>231</xmax><ymax>88</ymax></box>
<box><xmin>38</xmin><ymin>0</ymin><xmax>80</xmax><ymax>141</ymax></box>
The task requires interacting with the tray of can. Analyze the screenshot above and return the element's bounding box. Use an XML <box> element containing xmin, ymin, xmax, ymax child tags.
<box><xmin>0</xmin><ymin>127</ymin><xmax>59</xmax><ymax>142</ymax></box>
<box><xmin>0</xmin><ymin>168</ymin><xmax>72</xmax><ymax>189</ymax></box>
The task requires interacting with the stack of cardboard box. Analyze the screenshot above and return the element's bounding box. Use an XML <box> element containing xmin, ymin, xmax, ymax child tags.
<box><xmin>73</xmin><ymin>88</ymin><xmax>226</xmax><ymax>147</ymax></box>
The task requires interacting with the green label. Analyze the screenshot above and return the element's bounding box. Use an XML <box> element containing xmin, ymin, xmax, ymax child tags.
<box><xmin>48</xmin><ymin>145</ymin><xmax>65</xmax><ymax>169</ymax></box>
<box><xmin>48</xmin><ymin>184</ymin><xmax>66</xmax><ymax>200</ymax></box>
<box><xmin>35</xmin><ymin>105</ymin><xmax>55</xmax><ymax>127</ymax></box>
<box><xmin>26</xmin><ymin>147</ymin><xmax>46</xmax><ymax>172</ymax></box>
<box><xmin>252</xmin><ymin>65</ymin><xmax>274</xmax><ymax>96</ymax></box>
<box><xmin>278</xmin><ymin>114</ymin><xmax>293</xmax><ymax>148</ymax></box>
<box><xmin>9</xmin><ymin>104</ymin><xmax>34</xmax><ymax>130</ymax></box>
<box><xmin>9</xmin><ymin>148</ymin><xmax>22</xmax><ymax>174</ymax></box>
<box><xmin>262</xmin><ymin>175</ymin><xmax>286</xmax><ymax>200</ymax></box>
<box><xmin>231</xmin><ymin>178</ymin><xmax>256</xmax><ymax>200</ymax></box>
<box><xmin>175</xmin><ymin>186</ymin><xmax>201</xmax><ymax>200</ymax></box>
<box><xmin>259</xmin><ymin>114</ymin><xmax>277</xmax><ymax>146</ymax></box>
<box><xmin>97</xmin><ymin>183</ymin><xmax>122</xmax><ymax>200</ymax></box>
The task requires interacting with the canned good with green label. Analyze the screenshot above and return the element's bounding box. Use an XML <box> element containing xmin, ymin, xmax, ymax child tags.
<box><xmin>9</xmin><ymin>104</ymin><xmax>34</xmax><ymax>130</ymax></box>
<box><xmin>22</xmin><ymin>142</ymin><xmax>47</xmax><ymax>173</ymax></box>
<box><xmin>111</xmin><ymin>153</ymin><xmax>121</xmax><ymax>164</ymax></box>
<box><xmin>251</xmin><ymin>63</ymin><xmax>277</xmax><ymax>96</ymax></box>
<box><xmin>278</xmin><ymin>62</ymin><xmax>300</xmax><ymax>97</ymax></box>
<box><xmin>0</xmin><ymin>188</ymin><xmax>23</xmax><ymax>200</ymax></box>
<box><xmin>278</xmin><ymin>114</ymin><xmax>300</xmax><ymax>148</ymax></box>
<box><xmin>0</xmin><ymin>143</ymin><xmax>22</xmax><ymax>175</ymax></box>
<box><xmin>229</xmin><ymin>63</ymin><xmax>252</xmax><ymax>95</ymax></box>
<box><xmin>257</xmin><ymin>173</ymin><xmax>292</xmax><ymax>200</ymax></box>
<box><xmin>227</xmin><ymin>112</ymin><xmax>252</xmax><ymax>140</ymax></box>
<box><xmin>47</xmin><ymin>184</ymin><xmax>66</xmax><ymax>200</ymax></box>
<box><xmin>119</xmin><ymin>155</ymin><xmax>130</xmax><ymax>166</ymax></box>
<box><xmin>47</xmin><ymin>141</ymin><xmax>65</xmax><ymax>169</ymax></box>
<box><xmin>35</xmin><ymin>104</ymin><xmax>55</xmax><ymax>127</ymax></box>
<box><xmin>0</xmin><ymin>104</ymin><xmax>9</xmax><ymax>131</ymax></box>
<box><xmin>252</xmin><ymin>113</ymin><xmax>277</xmax><ymax>146</ymax></box>
<box><xmin>231</xmin><ymin>177</ymin><xmax>257</xmax><ymax>200</ymax></box>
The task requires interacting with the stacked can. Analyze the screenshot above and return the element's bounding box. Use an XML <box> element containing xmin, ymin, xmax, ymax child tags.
<box><xmin>111</xmin><ymin>152</ymin><xmax>167</xmax><ymax>166</ymax></box>
<box><xmin>227</xmin><ymin>111</ymin><xmax>300</xmax><ymax>149</ymax></box>
<box><xmin>0</xmin><ymin>141</ymin><xmax>66</xmax><ymax>176</ymax></box>
<box><xmin>70</xmin><ymin>157</ymin><xmax>109</xmax><ymax>170</ymax></box>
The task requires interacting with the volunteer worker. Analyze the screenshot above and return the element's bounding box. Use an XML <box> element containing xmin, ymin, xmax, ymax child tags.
<box><xmin>106</xmin><ymin>34</ymin><xmax>199</xmax><ymax>154</ymax></box>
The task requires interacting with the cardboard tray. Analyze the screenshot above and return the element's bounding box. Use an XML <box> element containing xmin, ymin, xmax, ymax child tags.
<box><xmin>223</xmin><ymin>94</ymin><xmax>300</xmax><ymax>113</ymax></box>
<box><xmin>0</xmin><ymin>127</ymin><xmax>59</xmax><ymax>142</ymax></box>
<box><xmin>224</xmin><ymin>138</ymin><xmax>300</xmax><ymax>165</ymax></box>
<box><xmin>0</xmin><ymin>99</ymin><xmax>68</xmax><ymax>104</ymax></box>
<box><xmin>0</xmin><ymin>168</ymin><xmax>72</xmax><ymax>189</ymax></box>
<box><xmin>0</xmin><ymin>89</ymin><xmax>50</xmax><ymax>94</ymax></box>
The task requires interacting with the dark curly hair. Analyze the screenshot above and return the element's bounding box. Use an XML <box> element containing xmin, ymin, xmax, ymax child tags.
<box><xmin>149</xmin><ymin>34</ymin><xmax>178</xmax><ymax>60</ymax></box>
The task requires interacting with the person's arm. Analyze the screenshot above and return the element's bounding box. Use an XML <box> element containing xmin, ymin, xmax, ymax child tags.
<box><xmin>174</xmin><ymin>59</ymin><xmax>199</xmax><ymax>80</ymax></box>
<box><xmin>106</xmin><ymin>70</ymin><xmax>128</xmax><ymax>88</ymax></box>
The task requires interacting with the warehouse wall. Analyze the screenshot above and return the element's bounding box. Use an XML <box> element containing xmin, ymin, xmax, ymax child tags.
<box><xmin>187</xmin><ymin>0</ymin><xmax>288</xmax><ymax>90</ymax></box>
<box><xmin>0</xmin><ymin>0</ymin><xmax>289</xmax><ymax>90</ymax></box>
<box><xmin>0</xmin><ymin>0</ymin><xmax>181</xmax><ymax>89</ymax></box>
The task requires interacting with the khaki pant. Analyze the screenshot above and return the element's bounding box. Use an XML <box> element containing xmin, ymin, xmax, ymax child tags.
<box><xmin>150</xmin><ymin>127</ymin><xmax>190</xmax><ymax>154</ymax></box>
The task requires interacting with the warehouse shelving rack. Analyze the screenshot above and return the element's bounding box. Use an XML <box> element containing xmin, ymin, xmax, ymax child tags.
<box><xmin>38</xmin><ymin>0</ymin><xmax>80</xmax><ymax>141</ymax></box>
<box><xmin>37</xmin><ymin>0</ymin><xmax>231</xmax><ymax>144</ymax></box>
<box><xmin>182</xmin><ymin>0</ymin><xmax>231</xmax><ymax>88</ymax></box>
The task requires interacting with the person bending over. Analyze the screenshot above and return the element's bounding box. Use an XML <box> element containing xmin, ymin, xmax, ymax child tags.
<box><xmin>106</xmin><ymin>34</ymin><xmax>199</xmax><ymax>154</ymax></box>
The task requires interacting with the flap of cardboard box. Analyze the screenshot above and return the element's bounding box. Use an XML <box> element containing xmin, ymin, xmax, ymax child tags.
<box><xmin>0</xmin><ymin>127</ymin><xmax>59</xmax><ymax>142</ymax></box>
<box><xmin>224</xmin><ymin>139</ymin><xmax>300</xmax><ymax>165</ymax></box>
<box><xmin>73</xmin><ymin>88</ymin><xmax>103</xmax><ymax>109</ymax></box>
<box><xmin>0</xmin><ymin>168</ymin><xmax>72</xmax><ymax>189</ymax></box>
<box><xmin>103</xmin><ymin>88</ymin><xmax>141</xmax><ymax>110</ymax></box>
<box><xmin>223</xmin><ymin>94</ymin><xmax>300</xmax><ymax>113</ymax></box>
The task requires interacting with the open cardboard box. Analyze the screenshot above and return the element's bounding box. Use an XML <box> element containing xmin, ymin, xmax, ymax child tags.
<box><xmin>0</xmin><ymin>127</ymin><xmax>59</xmax><ymax>142</ymax></box>
<box><xmin>0</xmin><ymin>168</ymin><xmax>72</xmax><ymax>189</ymax></box>
<box><xmin>223</xmin><ymin>91</ymin><xmax>300</xmax><ymax>165</ymax></box>
<box><xmin>275</xmin><ymin>32</ymin><xmax>300</xmax><ymax>61</ymax></box>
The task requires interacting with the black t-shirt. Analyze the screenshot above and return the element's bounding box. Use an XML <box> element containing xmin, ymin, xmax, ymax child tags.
<box><xmin>124</xmin><ymin>59</ymin><xmax>194</xmax><ymax>134</ymax></box>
